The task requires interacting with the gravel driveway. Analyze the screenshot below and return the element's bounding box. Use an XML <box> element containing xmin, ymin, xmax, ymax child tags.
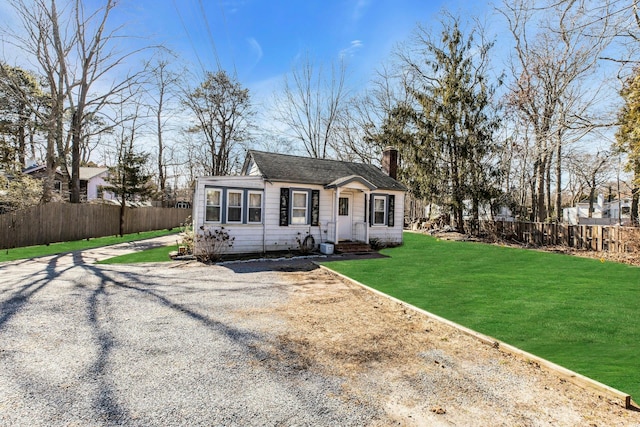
<box><xmin>1</xmin><ymin>245</ymin><xmax>639</xmax><ymax>426</ymax></box>
<box><xmin>0</xmin><ymin>255</ymin><xmax>379</xmax><ymax>426</ymax></box>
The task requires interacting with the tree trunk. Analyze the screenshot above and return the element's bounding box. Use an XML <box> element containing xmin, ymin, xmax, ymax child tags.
<box><xmin>119</xmin><ymin>194</ymin><xmax>126</xmax><ymax>237</ymax></box>
<box><xmin>632</xmin><ymin>189</ymin><xmax>639</xmax><ymax>226</ymax></box>
<box><xmin>555</xmin><ymin>142</ymin><xmax>562</xmax><ymax>222</ymax></box>
<box><xmin>535</xmin><ymin>159</ymin><xmax>546</xmax><ymax>222</ymax></box>
<box><xmin>69</xmin><ymin>110</ymin><xmax>81</xmax><ymax>203</ymax></box>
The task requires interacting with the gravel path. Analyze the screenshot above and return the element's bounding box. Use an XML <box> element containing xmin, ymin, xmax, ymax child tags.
<box><xmin>0</xmin><ymin>258</ymin><xmax>380</xmax><ymax>426</ymax></box>
<box><xmin>1</xmin><ymin>248</ymin><xmax>639</xmax><ymax>426</ymax></box>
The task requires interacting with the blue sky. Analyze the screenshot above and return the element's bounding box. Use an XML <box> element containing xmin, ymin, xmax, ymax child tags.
<box><xmin>123</xmin><ymin>0</ymin><xmax>494</xmax><ymax>98</ymax></box>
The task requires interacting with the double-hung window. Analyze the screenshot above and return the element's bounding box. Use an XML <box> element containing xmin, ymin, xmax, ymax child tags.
<box><xmin>227</xmin><ymin>190</ymin><xmax>243</xmax><ymax>223</ymax></box>
<box><xmin>206</xmin><ymin>189</ymin><xmax>222</xmax><ymax>222</ymax></box>
<box><xmin>373</xmin><ymin>196</ymin><xmax>386</xmax><ymax>225</ymax></box>
<box><xmin>248</xmin><ymin>191</ymin><xmax>263</xmax><ymax>223</ymax></box>
<box><xmin>291</xmin><ymin>191</ymin><xmax>308</xmax><ymax>225</ymax></box>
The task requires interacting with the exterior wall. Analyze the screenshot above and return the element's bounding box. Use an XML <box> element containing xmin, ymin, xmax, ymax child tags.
<box><xmin>368</xmin><ymin>190</ymin><xmax>405</xmax><ymax>244</ymax></box>
<box><xmin>563</xmin><ymin>197</ymin><xmax>632</xmax><ymax>226</ymax></box>
<box><xmin>193</xmin><ymin>175</ymin><xmax>405</xmax><ymax>255</ymax></box>
<box><xmin>193</xmin><ymin>176</ymin><xmax>266</xmax><ymax>255</ymax></box>
<box><xmin>87</xmin><ymin>173</ymin><xmax>116</xmax><ymax>201</ymax></box>
<box><xmin>263</xmin><ymin>181</ymin><xmax>330</xmax><ymax>252</ymax></box>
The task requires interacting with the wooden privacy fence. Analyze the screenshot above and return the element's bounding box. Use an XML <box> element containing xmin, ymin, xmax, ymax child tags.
<box><xmin>0</xmin><ymin>203</ymin><xmax>191</xmax><ymax>250</ymax></box>
<box><xmin>474</xmin><ymin>221</ymin><xmax>639</xmax><ymax>253</ymax></box>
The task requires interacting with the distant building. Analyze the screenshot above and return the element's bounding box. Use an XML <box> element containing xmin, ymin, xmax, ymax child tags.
<box><xmin>563</xmin><ymin>194</ymin><xmax>632</xmax><ymax>225</ymax></box>
<box><xmin>79</xmin><ymin>167</ymin><xmax>116</xmax><ymax>202</ymax></box>
<box><xmin>23</xmin><ymin>164</ymin><xmax>117</xmax><ymax>202</ymax></box>
<box><xmin>23</xmin><ymin>164</ymin><xmax>65</xmax><ymax>194</ymax></box>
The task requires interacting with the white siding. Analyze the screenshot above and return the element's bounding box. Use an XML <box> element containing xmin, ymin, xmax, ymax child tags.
<box><xmin>368</xmin><ymin>190</ymin><xmax>405</xmax><ymax>244</ymax></box>
<box><xmin>193</xmin><ymin>176</ymin><xmax>266</xmax><ymax>255</ymax></box>
<box><xmin>262</xmin><ymin>182</ymin><xmax>330</xmax><ymax>252</ymax></box>
<box><xmin>193</xmin><ymin>175</ymin><xmax>406</xmax><ymax>254</ymax></box>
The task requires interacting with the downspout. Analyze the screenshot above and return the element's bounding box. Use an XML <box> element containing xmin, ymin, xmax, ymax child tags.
<box><xmin>365</xmin><ymin>191</ymin><xmax>370</xmax><ymax>244</ymax></box>
<box><xmin>262</xmin><ymin>179</ymin><xmax>268</xmax><ymax>254</ymax></box>
<box><xmin>334</xmin><ymin>187</ymin><xmax>340</xmax><ymax>243</ymax></box>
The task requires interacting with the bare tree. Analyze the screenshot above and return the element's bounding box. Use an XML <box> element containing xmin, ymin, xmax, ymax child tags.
<box><xmin>273</xmin><ymin>54</ymin><xmax>347</xmax><ymax>159</ymax></box>
<box><xmin>182</xmin><ymin>70</ymin><xmax>253</xmax><ymax>176</ymax></box>
<box><xmin>103</xmin><ymin>99</ymin><xmax>154</xmax><ymax>236</ymax></box>
<box><xmin>567</xmin><ymin>149</ymin><xmax>614</xmax><ymax>217</ymax></box>
<box><xmin>5</xmin><ymin>0</ymin><xmax>148</xmax><ymax>203</ymax></box>
<box><xmin>145</xmin><ymin>55</ymin><xmax>182</xmax><ymax>206</ymax></box>
<box><xmin>500</xmin><ymin>0</ymin><xmax>612</xmax><ymax>222</ymax></box>
<box><xmin>332</xmin><ymin>65</ymin><xmax>409</xmax><ymax>164</ymax></box>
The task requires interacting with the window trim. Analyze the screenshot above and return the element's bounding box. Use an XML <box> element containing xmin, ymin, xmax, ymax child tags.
<box><xmin>291</xmin><ymin>190</ymin><xmax>309</xmax><ymax>225</ymax></box>
<box><xmin>373</xmin><ymin>195</ymin><xmax>387</xmax><ymax>226</ymax></box>
<box><xmin>226</xmin><ymin>189</ymin><xmax>243</xmax><ymax>223</ymax></box>
<box><xmin>205</xmin><ymin>188</ymin><xmax>222</xmax><ymax>223</ymax></box>
<box><xmin>247</xmin><ymin>190</ymin><xmax>263</xmax><ymax>224</ymax></box>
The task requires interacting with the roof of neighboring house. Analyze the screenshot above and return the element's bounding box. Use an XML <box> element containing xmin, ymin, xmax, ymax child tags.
<box><xmin>23</xmin><ymin>164</ymin><xmax>64</xmax><ymax>179</ymax></box>
<box><xmin>23</xmin><ymin>164</ymin><xmax>47</xmax><ymax>174</ymax></box>
<box><xmin>243</xmin><ymin>150</ymin><xmax>407</xmax><ymax>192</ymax></box>
<box><xmin>79</xmin><ymin>167</ymin><xmax>109</xmax><ymax>181</ymax></box>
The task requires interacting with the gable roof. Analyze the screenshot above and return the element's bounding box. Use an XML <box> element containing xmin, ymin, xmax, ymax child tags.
<box><xmin>243</xmin><ymin>150</ymin><xmax>406</xmax><ymax>192</ymax></box>
<box><xmin>79</xmin><ymin>167</ymin><xmax>109</xmax><ymax>181</ymax></box>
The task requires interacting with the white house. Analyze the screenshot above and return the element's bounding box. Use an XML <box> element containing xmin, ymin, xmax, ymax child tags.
<box><xmin>79</xmin><ymin>167</ymin><xmax>117</xmax><ymax>201</ymax></box>
<box><xmin>563</xmin><ymin>193</ymin><xmax>632</xmax><ymax>225</ymax></box>
<box><xmin>192</xmin><ymin>148</ymin><xmax>407</xmax><ymax>255</ymax></box>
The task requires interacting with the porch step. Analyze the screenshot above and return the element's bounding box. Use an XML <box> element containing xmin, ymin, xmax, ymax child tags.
<box><xmin>334</xmin><ymin>241</ymin><xmax>372</xmax><ymax>253</ymax></box>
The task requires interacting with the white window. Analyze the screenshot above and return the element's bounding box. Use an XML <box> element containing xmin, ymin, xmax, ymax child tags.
<box><xmin>205</xmin><ymin>188</ymin><xmax>221</xmax><ymax>222</ymax></box>
<box><xmin>373</xmin><ymin>196</ymin><xmax>386</xmax><ymax>225</ymax></box>
<box><xmin>292</xmin><ymin>191</ymin><xmax>308</xmax><ymax>225</ymax></box>
<box><xmin>227</xmin><ymin>190</ymin><xmax>243</xmax><ymax>223</ymax></box>
<box><xmin>248</xmin><ymin>191</ymin><xmax>263</xmax><ymax>223</ymax></box>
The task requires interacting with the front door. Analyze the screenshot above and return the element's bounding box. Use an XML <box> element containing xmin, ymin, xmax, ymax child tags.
<box><xmin>338</xmin><ymin>194</ymin><xmax>352</xmax><ymax>241</ymax></box>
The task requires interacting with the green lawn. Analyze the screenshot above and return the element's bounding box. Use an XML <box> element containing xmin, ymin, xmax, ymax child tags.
<box><xmin>96</xmin><ymin>244</ymin><xmax>179</xmax><ymax>264</ymax></box>
<box><xmin>323</xmin><ymin>232</ymin><xmax>640</xmax><ymax>398</ymax></box>
<box><xmin>0</xmin><ymin>229</ymin><xmax>179</xmax><ymax>262</ymax></box>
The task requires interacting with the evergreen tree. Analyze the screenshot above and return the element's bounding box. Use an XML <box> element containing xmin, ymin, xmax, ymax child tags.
<box><xmin>0</xmin><ymin>64</ymin><xmax>45</xmax><ymax>172</ymax></box>
<box><xmin>103</xmin><ymin>144</ymin><xmax>155</xmax><ymax>236</ymax></box>
<box><xmin>615</xmin><ymin>67</ymin><xmax>640</xmax><ymax>225</ymax></box>
<box><xmin>384</xmin><ymin>16</ymin><xmax>502</xmax><ymax>232</ymax></box>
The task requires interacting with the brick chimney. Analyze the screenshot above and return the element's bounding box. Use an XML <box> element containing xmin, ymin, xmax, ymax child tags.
<box><xmin>381</xmin><ymin>146</ymin><xmax>398</xmax><ymax>180</ymax></box>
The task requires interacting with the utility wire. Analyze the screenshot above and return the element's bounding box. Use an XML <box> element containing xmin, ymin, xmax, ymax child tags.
<box><xmin>198</xmin><ymin>0</ymin><xmax>222</xmax><ymax>72</ymax></box>
<box><xmin>172</xmin><ymin>0</ymin><xmax>207</xmax><ymax>75</ymax></box>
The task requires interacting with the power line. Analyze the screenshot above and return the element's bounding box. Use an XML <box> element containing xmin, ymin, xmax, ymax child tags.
<box><xmin>198</xmin><ymin>0</ymin><xmax>222</xmax><ymax>72</ymax></box>
<box><xmin>172</xmin><ymin>0</ymin><xmax>207</xmax><ymax>75</ymax></box>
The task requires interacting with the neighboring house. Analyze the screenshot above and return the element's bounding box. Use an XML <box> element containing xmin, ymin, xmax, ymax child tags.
<box><xmin>192</xmin><ymin>148</ymin><xmax>407</xmax><ymax>255</ymax></box>
<box><xmin>79</xmin><ymin>167</ymin><xmax>116</xmax><ymax>201</ymax></box>
<box><xmin>23</xmin><ymin>164</ymin><xmax>65</xmax><ymax>194</ymax></box>
<box><xmin>563</xmin><ymin>193</ymin><xmax>632</xmax><ymax>225</ymax></box>
<box><xmin>23</xmin><ymin>164</ymin><xmax>117</xmax><ymax>202</ymax></box>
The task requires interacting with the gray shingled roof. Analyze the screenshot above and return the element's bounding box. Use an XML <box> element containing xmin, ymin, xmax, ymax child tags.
<box><xmin>244</xmin><ymin>150</ymin><xmax>407</xmax><ymax>191</ymax></box>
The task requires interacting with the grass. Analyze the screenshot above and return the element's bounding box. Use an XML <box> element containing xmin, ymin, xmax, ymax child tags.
<box><xmin>0</xmin><ymin>229</ymin><xmax>180</xmax><ymax>262</ymax></box>
<box><xmin>96</xmin><ymin>244</ymin><xmax>179</xmax><ymax>264</ymax></box>
<box><xmin>322</xmin><ymin>232</ymin><xmax>640</xmax><ymax>398</ymax></box>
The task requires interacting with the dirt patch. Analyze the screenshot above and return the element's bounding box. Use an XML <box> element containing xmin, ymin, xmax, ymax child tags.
<box><xmin>256</xmin><ymin>268</ymin><xmax>639</xmax><ymax>426</ymax></box>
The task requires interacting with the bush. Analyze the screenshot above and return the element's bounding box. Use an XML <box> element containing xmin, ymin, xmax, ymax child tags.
<box><xmin>196</xmin><ymin>226</ymin><xmax>235</xmax><ymax>262</ymax></box>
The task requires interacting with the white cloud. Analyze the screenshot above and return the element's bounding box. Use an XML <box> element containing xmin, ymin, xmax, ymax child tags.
<box><xmin>246</xmin><ymin>37</ymin><xmax>263</xmax><ymax>63</ymax></box>
<box><xmin>339</xmin><ymin>40</ymin><xmax>364</xmax><ymax>59</ymax></box>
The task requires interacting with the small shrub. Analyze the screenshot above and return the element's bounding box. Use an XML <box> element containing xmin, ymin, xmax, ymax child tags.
<box><xmin>196</xmin><ymin>226</ymin><xmax>235</xmax><ymax>262</ymax></box>
<box><xmin>369</xmin><ymin>237</ymin><xmax>386</xmax><ymax>250</ymax></box>
<box><xmin>179</xmin><ymin>216</ymin><xmax>195</xmax><ymax>254</ymax></box>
